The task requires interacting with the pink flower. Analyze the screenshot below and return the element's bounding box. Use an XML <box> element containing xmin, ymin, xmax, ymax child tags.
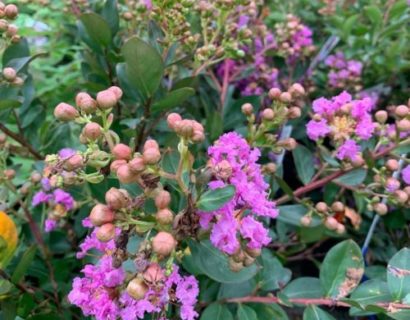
<box><xmin>44</xmin><ymin>219</ymin><xmax>58</xmax><ymax>232</ymax></box>
<box><xmin>210</xmin><ymin>215</ymin><xmax>240</xmax><ymax>254</ymax></box>
<box><xmin>402</xmin><ymin>165</ymin><xmax>410</xmax><ymax>185</ymax></box>
<box><xmin>53</xmin><ymin>189</ymin><xmax>75</xmax><ymax>210</ymax></box>
<box><xmin>306</xmin><ymin>119</ymin><xmax>330</xmax><ymax>141</ymax></box>
<box><xmin>336</xmin><ymin>139</ymin><xmax>360</xmax><ymax>161</ymax></box>
<box><xmin>240</xmin><ymin>216</ymin><xmax>271</xmax><ymax>249</ymax></box>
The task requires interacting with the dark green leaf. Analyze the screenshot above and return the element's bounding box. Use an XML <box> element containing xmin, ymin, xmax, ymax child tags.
<box><xmin>249</xmin><ymin>303</ymin><xmax>288</xmax><ymax>320</ymax></box>
<box><xmin>237</xmin><ymin>305</ymin><xmax>258</xmax><ymax>320</ymax></box>
<box><xmin>293</xmin><ymin>145</ymin><xmax>315</xmax><ymax>185</ymax></box>
<box><xmin>303</xmin><ymin>305</ymin><xmax>335</xmax><ymax>320</ymax></box>
<box><xmin>102</xmin><ymin>0</ymin><xmax>119</xmax><ymax>34</ymax></box>
<box><xmin>11</xmin><ymin>245</ymin><xmax>37</xmax><ymax>283</ymax></box>
<box><xmin>334</xmin><ymin>169</ymin><xmax>367</xmax><ymax>186</ymax></box>
<box><xmin>0</xmin><ymin>99</ymin><xmax>21</xmax><ymax>111</ymax></box>
<box><xmin>151</xmin><ymin>87</ymin><xmax>195</xmax><ymax>113</ymax></box>
<box><xmin>278</xmin><ymin>205</ymin><xmax>321</xmax><ymax>227</ymax></box>
<box><xmin>200</xmin><ymin>303</ymin><xmax>233</xmax><ymax>320</ymax></box>
<box><xmin>197</xmin><ymin>185</ymin><xmax>235</xmax><ymax>212</ymax></box>
<box><xmin>259</xmin><ymin>249</ymin><xmax>292</xmax><ymax>291</ymax></box>
<box><xmin>387</xmin><ymin>248</ymin><xmax>410</xmax><ymax>301</ymax></box>
<box><xmin>282</xmin><ymin>277</ymin><xmax>324</xmax><ymax>300</ymax></box>
<box><xmin>79</xmin><ymin>13</ymin><xmax>112</xmax><ymax>47</ymax></box>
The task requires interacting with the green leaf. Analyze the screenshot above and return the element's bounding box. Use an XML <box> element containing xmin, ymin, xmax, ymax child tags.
<box><xmin>122</xmin><ymin>37</ymin><xmax>164</xmax><ymax>99</ymax></box>
<box><xmin>11</xmin><ymin>245</ymin><xmax>37</xmax><ymax>283</ymax></box>
<box><xmin>364</xmin><ymin>5</ymin><xmax>383</xmax><ymax>28</ymax></box>
<box><xmin>259</xmin><ymin>249</ymin><xmax>292</xmax><ymax>291</ymax></box>
<box><xmin>387</xmin><ymin>248</ymin><xmax>410</xmax><ymax>301</ymax></box>
<box><xmin>320</xmin><ymin>240</ymin><xmax>364</xmax><ymax>299</ymax></box>
<box><xmin>79</xmin><ymin>13</ymin><xmax>112</xmax><ymax>47</ymax></box>
<box><xmin>217</xmin><ymin>280</ymin><xmax>255</xmax><ymax>299</ymax></box>
<box><xmin>388</xmin><ymin>310</ymin><xmax>410</xmax><ymax>320</ymax></box>
<box><xmin>237</xmin><ymin>305</ymin><xmax>258</xmax><ymax>320</ymax></box>
<box><xmin>334</xmin><ymin>169</ymin><xmax>367</xmax><ymax>186</ymax></box>
<box><xmin>101</xmin><ymin>0</ymin><xmax>119</xmax><ymax>34</ymax></box>
<box><xmin>0</xmin><ymin>299</ymin><xmax>17</xmax><ymax>320</ymax></box>
<box><xmin>0</xmin><ymin>99</ymin><xmax>21</xmax><ymax>111</ymax></box>
<box><xmin>293</xmin><ymin>145</ymin><xmax>315</xmax><ymax>185</ymax></box>
<box><xmin>303</xmin><ymin>305</ymin><xmax>335</xmax><ymax>320</ymax></box>
<box><xmin>342</xmin><ymin>14</ymin><xmax>359</xmax><ymax>39</ymax></box>
<box><xmin>0</xmin><ymin>279</ymin><xmax>13</xmax><ymax>295</ymax></box>
<box><xmin>275</xmin><ymin>176</ymin><xmax>294</xmax><ymax>198</ymax></box>
<box><xmin>189</xmin><ymin>240</ymin><xmax>259</xmax><ymax>284</ymax></box>
<box><xmin>200</xmin><ymin>303</ymin><xmax>233</xmax><ymax>320</ymax></box>
<box><xmin>151</xmin><ymin>87</ymin><xmax>195</xmax><ymax>113</ymax></box>
<box><xmin>278</xmin><ymin>205</ymin><xmax>321</xmax><ymax>227</ymax></box>
<box><xmin>197</xmin><ymin>185</ymin><xmax>235</xmax><ymax>212</ymax></box>
<box><xmin>282</xmin><ymin>277</ymin><xmax>324</xmax><ymax>300</ymax></box>
<box><xmin>249</xmin><ymin>303</ymin><xmax>288</xmax><ymax>320</ymax></box>
<box><xmin>349</xmin><ymin>279</ymin><xmax>391</xmax><ymax>316</ymax></box>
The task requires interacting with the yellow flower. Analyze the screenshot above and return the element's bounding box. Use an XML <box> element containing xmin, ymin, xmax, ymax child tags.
<box><xmin>0</xmin><ymin>211</ymin><xmax>18</xmax><ymax>268</ymax></box>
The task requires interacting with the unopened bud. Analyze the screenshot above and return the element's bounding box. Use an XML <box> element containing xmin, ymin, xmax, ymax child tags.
<box><xmin>374</xmin><ymin>202</ymin><xmax>388</xmax><ymax>215</ymax></box>
<box><xmin>241</xmin><ymin>103</ymin><xmax>253</xmax><ymax>115</ymax></box>
<box><xmin>76</xmin><ymin>92</ymin><xmax>97</xmax><ymax>114</ymax></box>
<box><xmin>64</xmin><ymin>154</ymin><xmax>84</xmax><ymax>171</ymax></box>
<box><xmin>395</xmin><ymin>105</ymin><xmax>409</xmax><ymax>118</ymax></box>
<box><xmin>3</xmin><ymin>168</ymin><xmax>15</xmax><ymax>180</ymax></box>
<box><xmin>143</xmin><ymin>263</ymin><xmax>164</xmax><ymax>283</ymax></box>
<box><xmin>126</xmin><ymin>278</ymin><xmax>148</xmax><ymax>300</ymax></box>
<box><xmin>214</xmin><ymin>159</ymin><xmax>232</xmax><ymax>180</ymax></box>
<box><xmin>289</xmin><ymin>83</ymin><xmax>305</xmax><ymax>97</ymax></box>
<box><xmin>152</xmin><ymin>231</ymin><xmax>176</xmax><ymax>257</ymax></box>
<box><xmin>89</xmin><ymin>204</ymin><xmax>115</xmax><ymax>226</ymax></box>
<box><xmin>279</xmin><ymin>92</ymin><xmax>292</xmax><ymax>103</ymax></box>
<box><xmin>315</xmin><ymin>202</ymin><xmax>328</xmax><ymax>213</ymax></box>
<box><xmin>30</xmin><ymin>171</ymin><xmax>42</xmax><ymax>183</ymax></box>
<box><xmin>279</xmin><ymin>138</ymin><xmax>297</xmax><ymax>150</ymax></box>
<box><xmin>110</xmin><ymin>159</ymin><xmax>127</xmax><ymax>173</ymax></box>
<box><xmin>54</xmin><ymin>103</ymin><xmax>79</xmax><ymax>121</ymax></box>
<box><xmin>243</xmin><ymin>254</ymin><xmax>255</xmax><ymax>267</ymax></box>
<box><xmin>324</xmin><ymin>216</ymin><xmax>338</xmax><ymax>230</ymax></box>
<box><xmin>245</xmin><ymin>247</ymin><xmax>261</xmax><ymax>258</ymax></box>
<box><xmin>143</xmin><ymin>147</ymin><xmax>161</xmax><ymax>165</ymax></box>
<box><xmin>4</xmin><ymin>4</ymin><xmax>18</xmax><ymax>19</ymax></box>
<box><xmin>386</xmin><ymin>177</ymin><xmax>400</xmax><ymax>192</ymax></box>
<box><xmin>300</xmin><ymin>215</ymin><xmax>312</xmax><ymax>226</ymax></box>
<box><xmin>105</xmin><ymin>187</ymin><xmax>130</xmax><ymax>210</ymax></box>
<box><xmin>155</xmin><ymin>190</ymin><xmax>171</xmax><ymax>209</ymax></box>
<box><xmin>167</xmin><ymin>113</ymin><xmax>182</xmax><ymax>131</ymax></box>
<box><xmin>112</xmin><ymin>143</ymin><xmax>132</xmax><ymax>160</ymax></box>
<box><xmin>397</xmin><ymin>119</ymin><xmax>410</xmax><ymax>132</ymax></box>
<box><xmin>83</xmin><ymin>122</ymin><xmax>102</xmax><ymax>140</ymax></box>
<box><xmin>375</xmin><ymin>110</ymin><xmax>388</xmax><ymax>124</ymax></box>
<box><xmin>229</xmin><ymin>258</ymin><xmax>244</xmax><ymax>272</ymax></box>
<box><xmin>129</xmin><ymin>156</ymin><xmax>145</xmax><ymax>173</ymax></box>
<box><xmin>6</xmin><ymin>24</ymin><xmax>17</xmax><ymax>36</ymax></box>
<box><xmin>116</xmin><ymin>164</ymin><xmax>137</xmax><ymax>184</ymax></box>
<box><xmin>268</xmin><ymin>87</ymin><xmax>281</xmax><ymax>99</ymax></box>
<box><xmin>96</xmin><ymin>223</ymin><xmax>116</xmax><ymax>242</ymax></box>
<box><xmin>394</xmin><ymin>190</ymin><xmax>409</xmax><ymax>204</ymax></box>
<box><xmin>143</xmin><ymin>139</ymin><xmax>159</xmax><ymax>152</ymax></box>
<box><xmin>2</xmin><ymin>67</ymin><xmax>16</xmax><ymax>81</ymax></box>
<box><xmin>336</xmin><ymin>223</ymin><xmax>345</xmax><ymax>234</ymax></box>
<box><xmin>331</xmin><ymin>201</ymin><xmax>345</xmax><ymax>213</ymax></box>
<box><xmin>386</xmin><ymin>159</ymin><xmax>399</xmax><ymax>171</ymax></box>
<box><xmin>288</xmin><ymin>107</ymin><xmax>301</xmax><ymax>119</ymax></box>
<box><xmin>96</xmin><ymin>89</ymin><xmax>118</xmax><ymax>110</ymax></box>
<box><xmin>156</xmin><ymin>208</ymin><xmax>174</xmax><ymax>225</ymax></box>
<box><xmin>108</xmin><ymin>86</ymin><xmax>123</xmax><ymax>100</ymax></box>
<box><xmin>262</xmin><ymin>108</ymin><xmax>274</xmax><ymax>121</ymax></box>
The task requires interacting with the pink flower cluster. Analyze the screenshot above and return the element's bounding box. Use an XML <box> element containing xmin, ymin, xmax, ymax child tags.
<box><xmin>199</xmin><ymin>132</ymin><xmax>278</xmax><ymax>254</ymax></box>
<box><xmin>325</xmin><ymin>52</ymin><xmax>363</xmax><ymax>90</ymax></box>
<box><xmin>306</xmin><ymin>91</ymin><xmax>376</xmax><ymax>162</ymax></box>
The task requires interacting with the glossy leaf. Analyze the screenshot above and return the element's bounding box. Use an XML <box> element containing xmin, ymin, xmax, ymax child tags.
<box><xmin>151</xmin><ymin>87</ymin><xmax>195</xmax><ymax>113</ymax></box>
<box><xmin>11</xmin><ymin>245</ymin><xmax>37</xmax><ymax>283</ymax></box>
<box><xmin>387</xmin><ymin>248</ymin><xmax>410</xmax><ymax>301</ymax></box>
<box><xmin>200</xmin><ymin>303</ymin><xmax>233</xmax><ymax>320</ymax></box>
<box><xmin>237</xmin><ymin>305</ymin><xmax>258</xmax><ymax>320</ymax></box>
<box><xmin>334</xmin><ymin>169</ymin><xmax>367</xmax><ymax>186</ymax></box>
<box><xmin>293</xmin><ymin>145</ymin><xmax>315</xmax><ymax>185</ymax></box>
<box><xmin>303</xmin><ymin>305</ymin><xmax>335</xmax><ymax>320</ymax></box>
<box><xmin>282</xmin><ymin>277</ymin><xmax>324</xmax><ymax>299</ymax></box>
<box><xmin>259</xmin><ymin>250</ymin><xmax>292</xmax><ymax>291</ymax></box>
<box><xmin>197</xmin><ymin>185</ymin><xmax>235</xmax><ymax>212</ymax></box>
<box><xmin>79</xmin><ymin>13</ymin><xmax>112</xmax><ymax>47</ymax></box>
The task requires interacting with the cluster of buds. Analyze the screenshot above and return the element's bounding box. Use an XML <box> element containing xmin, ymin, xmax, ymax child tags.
<box><xmin>54</xmin><ymin>86</ymin><xmax>122</xmax><ymax>122</ymax></box>
<box><xmin>324</xmin><ymin>52</ymin><xmax>363</xmax><ymax>91</ymax></box>
<box><xmin>1</xmin><ymin>67</ymin><xmax>23</xmax><ymax>86</ymax></box>
<box><xmin>318</xmin><ymin>0</ymin><xmax>337</xmax><ymax>16</ymax></box>
<box><xmin>229</xmin><ymin>246</ymin><xmax>261</xmax><ymax>272</ymax></box>
<box><xmin>167</xmin><ymin>113</ymin><xmax>205</xmax><ymax>143</ymax></box>
<box><xmin>274</xmin><ymin>14</ymin><xmax>315</xmax><ymax>63</ymax></box>
<box><xmin>242</xmin><ymin>83</ymin><xmax>306</xmax><ymax>151</ymax></box>
<box><xmin>0</xmin><ymin>2</ymin><xmax>20</xmax><ymax>44</ymax></box>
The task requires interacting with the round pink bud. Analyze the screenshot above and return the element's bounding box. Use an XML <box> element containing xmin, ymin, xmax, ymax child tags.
<box><xmin>110</xmin><ymin>159</ymin><xmax>127</xmax><ymax>173</ymax></box>
<box><xmin>108</xmin><ymin>86</ymin><xmax>123</xmax><ymax>100</ymax></box>
<box><xmin>324</xmin><ymin>216</ymin><xmax>339</xmax><ymax>230</ymax></box>
<box><xmin>395</xmin><ymin>105</ymin><xmax>409</xmax><ymax>118</ymax></box>
<box><xmin>155</xmin><ymin>190</ymin><xmax>171</xmax><ymax>209</ymax></box>
<box><xmin>142</xmin><ymin>147</ymin><xmax>161</xmax><ymax>165</ymax></box>
<box><xmin>191</xmin><ymin>130</ymin><xmax>205</xmax><ymax>142</ymax></box>
<box><xmin>394</xmin><ymin>190</ymin><xmax>409</xmax><ymax>204</ymax></box>
<box><xmin>3</xmin><ymin>168</ymin><xmax>15</xmax><ymax>180</ymax></box>
<box><xmin>143</xmin><ymin>263</ymin><xmax>165</xmax><ymax>283</ymax></box>
<box><xmin>151</xmin><ymin>231</ymin><xmax>176</xmax><ymax>257</ymax></box>
<box><xmin>112</xmin><ymin>143</ymin><xmax>132</xmax><ymax>160</ymax></box>
<box><xmin>386</xmin><ymin>159</ymin><xmax>399</xmax><ymax>171</ymax></box>
<box><xmin>288</xmin><ymin>107</ymin><xmax>301</xmax><ymax>119</ymax></box>
<box><xmin>2</xmin><ymin>67</ymin><xmax>16</xmax><ymax>81</ymax></box>
<box><xmin>289</xmin><ymin>83</ymin><xmax>305</xmax><ymax>97</ymax></box>
<box><xmin>105</xmin><ymin>187</ymin><xmax>130</xmax><ymax>210</ymax></box>
<box><xmin>262</xmin><ymin>108</ymin><xmax>274</xmax><ymax>121</ymax></box>
<box><xmin>374</xmin><ymin>202</ymin><xmax>388</xmax><ymax>215</ymax></box>
<box><xmin>167</xmin><ymin>113</ymin><xmax>182</xmax><ymax>130</ymax></box>
<box><xmin>126</xmin><ymin>278</ymin><xmax>148</xmax><ymax>300</ymax></box>
<box><xmin>331</xmin><ymin>201</ymin><xmax>345</xmax><ymax>213</ymax></box>
<box><xmin>54</xmin><ymin>103</ymin><xmax>79</xmax><ymax>121</ymax></box>
<box><xmin>64</xmin><ymin>154</ymin><xmax>84</xmax><ymax>171</ymax></box>
<box><xmin>156</xmin><ymin>208</ymin><xmax>174</xmax><ymax>225</ymax></box>
<box><xmin>143</xmin><ymin>139</ymin><xmax>159</xmax><ymax>152</ymax></box>
<box><xmin>397</xmin><ymin>119</ymin><xmax>410</xmax><ymax>132</ymax></box>
<box><xmin>30</xmin><ymin>171</ymin><xmax>42</xmax><ymax>183</ymax></box>
<box><xmin>315</xmin><ymin>202</ymin><xmax>328</xmax><ymax>213</ymax></box>
<box><xmin>96</xmin><ymin>223</ymin><xmax>116</xmax><ymax>242</ymax></box>
<box><xmin>89</xmin><ymin>204</ymin><xmax>115</xmax><ymax>226</ymax></box>
<box><xmin>6</xmin><ymin>24</ymin><xmax>17</xmax><ymax>36</ymax></box>
<box><xmin>0</xmin><ymin>20</ymin><xmax>9</xmax><ymax>32</ymax></box>
<box><xmin>4</xmin><ymin>4</ymin><xmax>18</xmax><ymax>19</ymax></box>
<box><xmin>214</xmin><ymin>159</ymin><xmax>232</xmax><ymax>180</ymax></box>
<box><xmin>129</xmin><ymin>156</ymin><xmax>145</xmax><ymax>173</ymax></box>
<box><xmin>241</xmin><ymin>103</ymin><xmax>253</xmax><ymax>116</ymax></box>
<box><xmin>279</xmin><ymin>92</ymin><xmax>292</xmax><ymax>103</ymax></box>
<box><xmin>76</xmin><ymin>92</ymin><xmax>97</xmax><ymax>114</ymax></box>
<box><xmin>96</xmin><ymin>89</ymin><xmax>118</xmax><ymax>110</ymax></box>
<box><xmin>83</xmin><ymin>122</ymin><xmax>102</xmax><ymax>140</ymax></box>
<box><xmin>300</xmin><ymin>215</ymin><xmax>312</xmax><ymax>226</ymax></box>
<box><xmin>268</xmin><ymin>87</ymin><xmax>282</xmax><ymax>99</ymax></box>
<box><xmin>178</xmin><ymin>119</ymin><xmax>194</xmax><ymax>137</ymax></box>
<box><xmin>246</xmin><ymin>247</ymin><xmax>262</xmax><ymax>258</ymax></box>
<box><xmin>116</xmin><ymin>164</ymin><xmax>136</xmax><ymax>184</ymax></box>
<box><xmin>375</xmin><ymin>110</ymin><xmax>388</xmax><ymax>124</ymax></box>
<box><xmin>336</xmin><ymin>223</ymin><xmax>345</xmax><ymax>234</ymax></box>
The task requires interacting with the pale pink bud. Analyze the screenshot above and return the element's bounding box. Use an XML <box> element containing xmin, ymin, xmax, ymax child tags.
<box><xmin>152</xmin><ymin>231</ymin><xmax>176</xmax><ymax>257</ymax></box>
<box><xmin>143</xmin><ymin>139</ymin><xmax>159</xmax><ymax>152</ymax></box>
<box><xmin>288</xmin><ymin>107</ymin><xmax>301</xmax><ymax>119</ymax></box>
<box><xmin>4</xmin><ymin>4</ymin><xmax>18</xmax><ymax>19</ymax></box>
<box><xmin>331</xmin><ymin>201</ymin><xmax>345</xmax><ymax>213</ymax></box>
<box><xmin>105</xmin><ymin>187</ymin><xmax>130</xmax><ymax>210</ymax></box>
<box><xmin>64</xmin><ymin>154</ymin><xmax>84</xmax><ymax>171</ymax></box>
<box><xmin>76</xmin><ymin>92</ymin><xmax>97</xmax><ymax>114</ymax></box>
<box><xmin>96</xmin><ymin>89</ymin><xmax>118</xmax><ymax>110</ymax></box>
<box><xmin>129</xmin><ymin>156</ymin><xmax>145</xmax><ymax>173</ymax></box>
<box><xmin>262</xmin><ymin>108</ymin><xmax>274</xmax><ymax>121</ymax></box>
<box><xmin>279</xmin><ymin>92</ymin><xmax>292</xmax><ymax>103</ymax></box>
<box><xmin>116</xmin><ymin>164</ymin><xmax>137</xmax><ymax>184</ymax></box>
<box><xmin>397</xmin><ymin>119</ymin><xmax>410</xmax><ymax>132</ymax></box>
<box><xmin>191</xmin><ymin>130</ymin><xmax>205</xmax><ymax>142</ymax></box>
<box><xmin>110</xmin><ymin>159</ymin><xmax>127</xmax><ymax>173</ymax></box>
<box><xmin>156</xmin><ymin>208</ymin><xmax>174</xmax><ymax>225</ymax></box>
<box><xmin>315</xmin><ymin>202</ymin><xmax>328</xmax><ymax>213</ymax></box>
<box><xmin>374</xmin><ymin>202</ymin><xmax>388</xmax><ymax>215</ymax></box>
<box><xmin>54</xmin><ymin>103</ymin><xmax>79</xmax><ymax>121</ymax></box>
<box><xmin>96</xmin><ymin>223</ymin><xmax>116</xmax><ymax>242</ymax></box>
<box><xmin>386</xmin><ymin>159</ymin><xmax>399</xmax><ymax>171</ymax></box>
<box><xmin>395</xmin><ymin>105</ymin><xmax>409</xmax><ymax>118</ymax></box>
<box><xmin>112</xmin><ymin>143</ymin><xmax>132</xmax><ymax>160</ymax></box>
<box><xmin>336</xmin><ymin>223</ymin><xmax>345</xmax><ymax>234</ymax></box>
<box><xmin>394</xmin><ymin>190</ymin><xmax>409</xmax><ymax>204</ymax></box>
<box><xmin>126</xmin><ymin>278</ymin><xmax>148</xmax><ymax>300</ymax></box>
<box><xmin>6</xmin><ymin>24</ymin><xmax>17</xmax><ymax>36</ymax></box>
<box><xmin>167</xmin><ymin>113</ymin><xmax>182</xmax><ymax>130</ymax></box>
<box><xmin>300</xmin><ymin>215</ymin><xmax>312</xmax><ymax>226</ymax></box>
<box><xmin>289</xmin><ymin>83</ymin><xmax>305</xmax><ymax>97</ymax></box>
<box><xmin>375</xmin><ymin>110</ymin><xmax>388</xmax><ymax>124</ymax></box>
<box><xmin>83</xmin><ymin>122</ymin><xmax>102</xmax><ymax>140</ymax></box>
<box><xmin>324</xmin><ymin>216</ymin><xmax>338</xmax><ymax>230</ymax></box>
<box><xmin>89</xmin><ymin>204</ymin><xmax>115</xmax><ymax>226</ymax></box>
<box><xmin>108</xmin><ymin>86</ymin><xmax>123</xmax><ymax>100</ymax></box>
<box><xmin>268</xmin><ymin>87</ymin><xmax>281</xmax><ymax>99</ymax></box>
<box><xmin>155</xmin><ymin>190</ymin><xmax>171</xmax><ymax>209</ymax></box>
<box><xmin>241</xmin><ymin>103</ymin><xmax>253</xmax><ymax>115</ymax></box>
<box><xmin>142</xmin><ymin>147</ymin><xmax>161</xmax><ymax>165</ymax></box>
<box><xmin>143</xmin><ymin>263</ymin><xmax>164</xmax><ymax>283</ymax></box>
<box><xmin>2</xmin><ymin>67</ymin><xmax>16</xmax><ymax>81</ymax></box>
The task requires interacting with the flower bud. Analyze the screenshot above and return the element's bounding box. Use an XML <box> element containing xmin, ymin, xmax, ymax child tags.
<box><xmin>375</xmin><ymin>110</ymin><xmax>388</xmax><ymax>124</ymax></box>
<box><xmin>143</xmin><ymin>263</ymin><xmax>164</xmax><ymax>283</ymax></box>
<box><xmin>243</xmin><ymin>254</ymin><xmax>255</xmax><ymax>267</ymax></box>
<box><xmin>265</xmin><ymin>163</ymin><xmax>277</xmax><ymax>174</ymax></box>
<box><xmin>156</xmin><ymin>208</ymin><xmax>174</xmax><ymax>225</ymax></box>
<box><xmin>279</xmin><ymin>92</ymin><xmax>292</xmax><ymax>103</ymax></box>
<box><xmin>76</xmin><ymin>92</ymin><xmax>97</xmax><ymax>114</ymax></box>
<box><xmin>116</xmin><ymin>164</ymin><xmax>137</xmax><ymax>184</ymax></box>
<box><xmin>374</xmin><ymin>202</ymin><xmax>388</xmax><ymax>215</ymax></box>
<box><xmin>268</xmin><ymin>87</ymin><xmax>281</xmax><ymax>99</ymax></box>
<box><xmin>30</xmin><ymin>171</ymin><xmax>42</xmax><ymax>183</ymax></box>
<box><xmin>351</xmin><ymin>155</ymin><xmax>364</xmax><ymax>168</ymax></box>
<box><xmin>152</xmin><ymin>231</ymin><xmax>176</xmax><ymax>257</ymax></box>
<box><xmin>6</xmin><ymin>24</ymin><xmax>17</xmax><ymax>36</ymax></box>
<box><xmin>315</xmin><ymin>202</ymin><xmax>328</xmax><ymax>213</ymax></box>
<box><xmin>289</xmin><ymin>83</ymin><xmax>305</xmax><ymax>97</ymax></box>
<box><xmin>3</xmin><ymin>168</ymin><xmax>15</xmax><ymax>180</ymax></box>
<box><xmin>288</xmin><ymin>107</ymin><xmax>301</xmax><ymax>119</ymax></box>
<box><xmin>278</xmin><ymin>138</ymin><xmax>297</xmax><ymax>150</ymax></box>
<box><xmin>213</xmin><ymin>159</ymin><xmax>232</xmax><ymax>180</ymax></box>
<box><xmin>395</xmin><ymin>105</ymin><xmax>409</xmax><ymax>118</ymax></box>
<box><xmin>110</xmin><ymin>159</ymin><xmax>127</xmax><ymax>173</ymax></box>
<box><xmin>191</xmin><ymin>130</ymin><xmax>205</xmax><ymax>142</ymax></box>
<box><xmin>324</xmin><ymin>216</ymin><xmax>338</xmax><ymax>230</ymax></box>
<box><xmin>0</xmin><ymin>19</ymin><xmax>8</xmax><ymax>32</ymax></box>
<box><xmin>123</xmin><ymin>12</ymin><xmax>133</xmax><ymax>20</ymax></box>
<box><xmin>4</xmin><ymin>4</ymin><xmax>18</xmax><ymax>19</ymax></box>
<box><xmin>403</xmin><ymin>186</ymin><xmax>410</xmax><ymax>197</ymax></box>
<box><xmin>331</xmin><ymin>201</ymin><xmax>345</xmax><ymax>213</ymax></box>
<box><xmin>129</xmin><ymin>156</ymin><xmax>145</xmax><ymax>173</ymax></box>
<box><xmin>262</xmin><ymin>108</ymin><xmax>274</xmax><ymax>121</ymax></box>
<box><xmin>336</xmin><ymin>223</ymin><xmax>345</xmax><ymax>234</ymax></box>
<box><xmin>143</xmin><ymin>139</ymin><xmax>159</xmax><ymax>152</ymax></box>
<box><xmin>83</xmin><ymin>122</ymin><xmax>102</xmax><ymax>140</ymax></box>
<box><xmin>143</xmin><ymin>147</ymin><xmax>161</xmax><ymax>165</ymax></box>
<box><xmin>394</xmin><ymin>190</ymin><xmax>409</xmax><ymax>204</ymax></box>
<box><xmin>241</xmin><ymin>103</ymin><xmax>253</xmax><ymax>115</ymax></box>
<box><xmin>397</xmin><ymin>119</ymin><xmax>410</xmax><ymax>131</ymax></box>
<box><xmin>300</xmin><ymin>215</ymin><xmax>312</xmax><ymax>226</ymax></box>
<box><xmin>96</xmin><ymin>223</ymin><xmax>116</xmax><ymax>242</ymax></box>
<box><xmin>167</xmin><ymin>113</ymin><xmax>182</xmax><ymax>130</ymax></box>
<box><xmin>105</xmin><ymin>187</ymin><xmax>130</xmax><ymax>210</ymax></box>
<box><xmin>54</xmin><ymin>103</ymin><xmax>79</xmax><ymax>121</ymax></box>
<box><xmin>229</xmin><ymin>258</ymin><xmax>244</xmax><ymax>272</ymax></box>
<box><xmin>112</xmin><ymin>143</ymin><xmax>132</xmax><ymax>160</ymax></box>
<box><xmin>245</xmin><ymin>247</ymin><xmax>261</xmax><ymax>258</ymax></box>
<box><xmin>126</xmin><ymin>278</ymin><xmax>148</xmax><ymax>300</ymax></box>
<box><xmin>386</xmin><ymin>159</ymin><xmax>399</xmax><ymax>171</ymax></box>
<box><xmin>2</xmin><ymin>67</ymin><xmax>16</xmax><ymax>81</ymax></box>
<box><xmin>108</xmin><ymin>86</ymin><xmax>123</xmax><ymax>100</ymax></box>
<box><xmin>386</xmin><ymin>177</ymin><xmax>400</xmax><ymax>192</ymax></box>
<box><xmin>155</xmin><ymin>190</ymin><xmax>171</xmax><ymax>209</ymax></box>
<box><xmin>96</xmin><ymin>89</ymin><xmax>118</xmax><ymax>110</ymax></box>
<box><xmin>89</xmin><ymin>204</ymin><xmax>115</xmax><ymax>226</ymax></box>
<box><xmin>64</xmin><ymin>154</ymin><xmax>84</xmax><ymax>171</ymax></box>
